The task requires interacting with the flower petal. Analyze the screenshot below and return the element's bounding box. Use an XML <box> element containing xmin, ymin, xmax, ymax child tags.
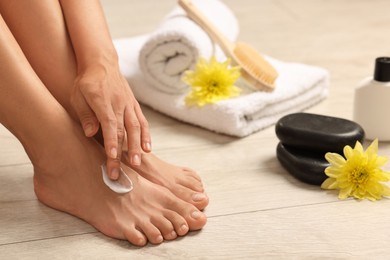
<box><xmin>324</xmin><ymin>167</ymin><xmax>342</xmax><ymax>178</ymax></box>
<box><xmin>354</xmin><ymin>141</ymin><xmax>364</xmax><ymax>153</ymax></box>
<box><xmin>375</xmin><ymin>155</ymin><xmax>388</xmax><ymax>168</ymax></box>
<box><xmin>321</xmin><ymin>178</ymin><xmax>338</xmax><ymax>189</ymax></box>
<box><xmin>325</xmin><ymin>152</ymin><xmax>345</xmax><ymax>165</ymax></box>
<box><xmin>343</xmin><ymin>145</ymin><xmax>354</xmax><ymax>159</ymax></box>
<box><xmin>366</xmin><ymin>139</ymin><xmax>379</xmax><ymax>155</ymax></box>
<box><xmin>338</xmin><ymin>185</ymin><xmax>353</xmax><ymax>199</ymax></box>
<box><xmin>381</xmin><ymin>185</ymin><xmax>390</xmax><ymax>196</ymax></box>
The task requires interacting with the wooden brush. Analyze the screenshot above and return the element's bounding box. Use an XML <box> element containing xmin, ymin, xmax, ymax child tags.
<box><xmin>178</xmin><ymin>0</ymin><xmax>278</xmax><ymax>91</ymax></box>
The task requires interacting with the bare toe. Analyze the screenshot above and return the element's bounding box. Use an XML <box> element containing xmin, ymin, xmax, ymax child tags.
<box><xmin>130</xmin><ymin>153</ymin><xmax>210</xmax><ymax>210</ymax></box>
<box><xmin>151</xmin><ymin>214</ymin><xmax>178</xmax><ymax>241</ymax></box>
<box><xmin>187</xmin><ymin>210</ymin><xmax>207</xmax><ymax>231</ymax></box>
<box><xmin>175</xmin><ymin>185</ymin><xmax>209</xmax><ymax>210</ymax></box>
<box><xmin>124</xmin><ymin>227</ymin><xmax>148</xmax><ymax>247</ymax></box>
<box><xmin>138</xmin><ymin>223</ymin><xmax>164</xmax><ymax>245</ymax></box>
<box><xmin>163</xmin><ymin>210</ymin><xmax>189</xmax><ymax>237</ymax></box>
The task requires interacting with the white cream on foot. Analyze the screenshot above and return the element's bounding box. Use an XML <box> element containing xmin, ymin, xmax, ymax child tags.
<box><xmin>101</xmin><ymin>164</ymin><xmax>133</xmax><ymax>194</ymax></box>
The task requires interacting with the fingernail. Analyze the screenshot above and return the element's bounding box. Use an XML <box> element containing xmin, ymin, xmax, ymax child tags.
<box><xmin>144</xmin><ymin>142</ymin><xmax>151</xmax><ymax>151</ymax></box>
<box><xmin>191</xmin><ymin>211</ymin><xmax>203</xmax><ymax>219</ymax></box>
<box><xmin>111</xmin><ymin>168</ymin><xmax>119</xmax><ymax>179</ymax></box>
<box><xmin>132</xmin><ymin>154</ymin><xmax>141</xmax><ymax>165</ymax></box>
<box><xmin>192</xmin><ymin>193</ymin><xmax>207</xmax><ymax>202</ymax></box>
<box><xmin>84</xmin><ymin>124</ymin><xmax>94</xmax><ymax>137</ymax></box>
<box><xmin>110</xmin><ymin>148</ymin><xmax>117</xmax><ymax>159</ymax></box>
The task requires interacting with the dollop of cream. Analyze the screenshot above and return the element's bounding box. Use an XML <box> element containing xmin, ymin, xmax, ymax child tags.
<box><xmin>101</xmin><ymin>164</ymin><xmax>133</xmax><ymax>194</ymax></box>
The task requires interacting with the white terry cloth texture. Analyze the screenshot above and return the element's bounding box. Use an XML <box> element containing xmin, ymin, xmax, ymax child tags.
<box><xmin>114</xmin><ymin>35</ymin><xmax>329</xmax><ymax>137</ymax></box>
<box><xmin>138</xmin><ymin>0</ymin><xmax>238</xmax><ymax>94</ymax></box>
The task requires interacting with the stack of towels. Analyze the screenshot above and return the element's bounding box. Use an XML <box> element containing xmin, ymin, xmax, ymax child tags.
<box><xmin>114</xmin><ymin>0</ymin><xmax>329</xmax><ymax>137</ymax></box>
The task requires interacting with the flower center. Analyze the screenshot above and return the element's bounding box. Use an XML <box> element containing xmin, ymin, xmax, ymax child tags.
<box><xmin>209</xmin><ymin>80</ymin><xmax>219</xmax><ymax>88</ymax></box>
<box><xmin>206</xmin><ymin>80</ymin><xmax>222</xmax><ymax>94</ymax></box>
<box><xmin>349</xmin><ymin>166</ymin><xmax>369</xmax><ymax>184</ymax></box>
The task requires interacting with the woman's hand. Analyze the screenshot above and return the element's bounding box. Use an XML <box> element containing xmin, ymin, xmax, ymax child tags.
<box><xmin>58</xmin><ymin>0</ymin><xmax>151</xmax><ymax>180</ymax></box>
<box><xmin>71</xmin><ymin>63</ymin><xmax>151</xmax><ymax>180</ymax></box>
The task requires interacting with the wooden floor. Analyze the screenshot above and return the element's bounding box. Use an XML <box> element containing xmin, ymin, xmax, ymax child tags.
<box><xmin>2</xmin><ymin>0</ymin><xmax>390</xmax><ymax>259</ymax></box>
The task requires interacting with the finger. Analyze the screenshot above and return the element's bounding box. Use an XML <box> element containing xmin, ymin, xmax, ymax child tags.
<box><xmin>106</xmin><ymin>157</ymin><xmax>121</xmax><ymax>180</ymax></box>
<box><xmin>99</xmin><ymin>109</ymin><xmax>118</xmax><ymax>161</ymax></box>
<box><xmin>70</xmin><ymin>90</ymin><xmax>99</xmax><ymax>137</ymax></box>
<box><xmin>134</xmin><ymin>102</ymin><xmax>152</xmax><ymax>153</ymax></box>
<box><xmin>121</xmin><ymin>130</ymin><xmax>129</xmax><ymax>153</ymax></box>
<box><xmin>106</xmin><ymin>110</ymin><xmax>126</xmax><ymax>180</ymax></box>
<box><xmin>80</xmin><ymin>84</ymin><xmax>118</xmax><ymax>160</ymax></box>
<box><xmin>125</xmin><ymin>78</ymin><xmax>152</xmax><ymax>153</ymax></box>
<box><xmin>119</xmin><ymin>133</ymin><xmax>130</xmax><ymax>166</ymax></box>
<box><xmin>124</xmin><ymin>105</ymin><xmax>142</xmax><ymax>166</ymax></box>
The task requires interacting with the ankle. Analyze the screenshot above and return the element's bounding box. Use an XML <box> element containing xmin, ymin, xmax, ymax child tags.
<box><xmin>21</xmin><ymin>113</ymin><xmax>77</xmax><ymax>170</ymax></box>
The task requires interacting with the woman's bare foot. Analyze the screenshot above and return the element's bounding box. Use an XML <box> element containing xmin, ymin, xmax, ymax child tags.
<box><xmin>32</xmin><ymin>125</ymin><xmax>207</xmax><ymax>247</ymax></box>
<box><xmin>126</xmin><ymin>153</ymin><xmax>209</xmax><ymax>210</ymax></box>
<box><xmin>0</xmin><ymin>5</ymin><xmax>207</xmax><ymax>247</ymax></box>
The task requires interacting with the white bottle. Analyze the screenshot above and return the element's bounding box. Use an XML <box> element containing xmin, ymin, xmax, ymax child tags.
<box><xmin>353</xmin><ymin>57</ymin><xmax>390</xmax><ymax>141</ymax></box>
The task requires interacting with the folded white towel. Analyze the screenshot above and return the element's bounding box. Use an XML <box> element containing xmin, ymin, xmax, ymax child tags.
<box><xmin>114</xmin><ymin>36</ymin><xmax>329</xmax><ymax>137</ymax></box>
<box><xmin>139</xmin><ymin>0</ymin><xmax>238</xmax><ymax>94</ymax></box>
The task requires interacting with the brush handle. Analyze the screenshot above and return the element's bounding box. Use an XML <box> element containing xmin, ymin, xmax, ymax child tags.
<box><xmin>178</xmin><ymin>0</ymin><xmax>235</xmax><ymax>56</ymax></box>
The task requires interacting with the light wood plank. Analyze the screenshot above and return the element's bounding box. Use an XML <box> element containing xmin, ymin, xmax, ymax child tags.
<box><xmin>0</xmin><ymin>125</ymin><xmax>30</xmax><ymax>166</ymax></box>
<box><xmin>0</xmin><ymin>164</ymin><xmax>34</xmax><ymax>202</ymax></box>
<box><xmin>0</xmin><ymin>199</ymin><xmax>95</xmax><ymax>246</ymax></box>
<box><xmin>2</xmin><ymin>201</ymin><xmax>390</xmax><ymax>259</ymax></box>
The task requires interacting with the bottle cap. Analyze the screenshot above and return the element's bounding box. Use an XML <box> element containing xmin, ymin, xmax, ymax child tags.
<box><xmin>374</xmin><ymin>57</ymin><xmax>390</xmax><ymax>82</ymax></box>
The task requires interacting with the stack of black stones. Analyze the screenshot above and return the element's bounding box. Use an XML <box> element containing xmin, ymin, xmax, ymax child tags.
<box><xmin>275</xmin><ymin>113</ymin><xmax>365</xmax><ymax>185</ymax></box>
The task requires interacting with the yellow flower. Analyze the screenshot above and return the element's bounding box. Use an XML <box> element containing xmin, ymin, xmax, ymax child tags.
<box><xmin>321</xmin><ymin>139</ymin><xmax>390</xmax><ymax>201</ymax></box>
<box><xmin>183</xmin><ymin>56</ymin><xmax>241</xmax><ymax>107</ymax></box>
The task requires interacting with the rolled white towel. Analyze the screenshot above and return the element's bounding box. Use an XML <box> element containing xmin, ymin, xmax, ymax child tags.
<box><xmin>115</xmin><ymin>36</ymin><xmax>329</xmax><ymax>137</ymax></box>
<box><xmin>139</xmin><ymin>0</ymin><xmax>238</xmax><ymax>94</ymax></box>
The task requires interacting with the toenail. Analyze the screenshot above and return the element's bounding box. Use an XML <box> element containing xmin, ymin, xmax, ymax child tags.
<box><xmin>137</xmin><ymin>237</ymin><xmax>147</xmax><ymax>246</ymax></box>
<box><xmin>191</xmin><ymin>211</ymin><xmax>203</xmax><ymax>219</ymax></box>
<box><xmin>170</xmin><ymin>231</ymin><xmax>177</xmax><ymax>239</ymax></box>
<box><xmin>192</xmin><ymin>193</ymin><xmax>207</xmax><ymax>202</ymax></box>
<box><xmin>180</xmin><ymin>224</ymin><xmax>189</xmax><ymax>233</ymax></box>
<box><xmin>156</xmin><ymin>235</ymin><xmax>164</xmax><ymax>243</ymax></box>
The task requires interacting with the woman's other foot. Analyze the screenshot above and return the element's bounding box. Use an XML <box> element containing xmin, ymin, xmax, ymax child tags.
<box><xmin>128</xmin><ymin>153</ymin><xmax>209</xmax><ymax>210</ymax></box>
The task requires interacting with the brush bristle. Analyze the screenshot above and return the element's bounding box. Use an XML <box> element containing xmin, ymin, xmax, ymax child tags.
<box><xmin>233</xmin><ymin>42</ymin><xmax>278</xmax><ymax>91</ymax></box>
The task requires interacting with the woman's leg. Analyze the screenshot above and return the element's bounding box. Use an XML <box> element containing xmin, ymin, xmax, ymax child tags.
<box><xmin>0</xmin><ymin>0</ymin><xmax>209</xmax><ymax>210</ymax></box>
<box><xmin>0</xmin><ymin>14</ymin><xmax>206</xmax><ymax>246</ymax></box>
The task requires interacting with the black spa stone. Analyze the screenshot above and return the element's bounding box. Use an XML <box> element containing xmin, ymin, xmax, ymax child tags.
<box><xmin>275</xmin><ymin>113</ymin><xmax>365</xmax><ymax>154</ymax></box>
<box><xmin>276</xmin><ymin>143</ymin><xmax>329</xmax><ymax>185</ymax></box>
